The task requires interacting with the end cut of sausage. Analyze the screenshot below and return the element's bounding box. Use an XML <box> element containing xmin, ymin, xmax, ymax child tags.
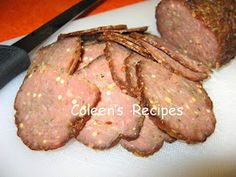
<box><xmin>156</xmin><ymin>0</ymin><xmax>236</xmax><ymax>67</ymax></box>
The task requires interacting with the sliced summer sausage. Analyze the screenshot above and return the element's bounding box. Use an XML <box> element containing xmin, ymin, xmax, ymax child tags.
<box><xmin>98</xmin><ymin>32</ymin><xmax>149</xmax><ymax>58</ymax></box>
<box><xmin>105</xmin><ymin>42</ymin><xmax>131</xmax><ymax>91</ymax></box>
<box><xmin>122</xmin><ymin>54</ymin><xmax>175</xmax><ymax>156</ymax></box>
<box><xmin>76</xmin><ymin>56</ymin><xmax>143</xmax><ymax>149</ymax></box>
<box><xmin>120</xmin><ymin>115</ymin><xmax>174</xmax><ymax>157</ymax></box>
<box><xmin>29</xmin><ymin>37</ymin><xmax>82</xmax><ymax>75</ymax></box>
<box><xmin>78</xmin><ymin>41</ymin><xmax>106</xmax><ymax>70</ymax></box>
<box><xmin>14</xmin><ymin>67</ymin><xmax>100</xmax><ymax>150</ymax></box>
<box><xmin>156</xmin><ymin>0</ymin><xmax>236</xmax><ymax>68</ymax></box>
<box><xmin>125</xmin><ymin>53</ymin><xmax>146</xmax><ymax>98</ymax></box>
<box><xmin>140</xmin><ymin>40</ymin><xmax>208</xmax><ymax>81</ymax></box>
<box><xmin>58</xmin><ymin>24</ymin><xmax>128</xmax><ymax>40</ymax></box>
<box><xmin>58</xmin><ymin>25</ymin><xmax>148</xmax><ymax>40</ymax></box>
<box><xmin>130</xmin><ymin>32</ymin><xmax>210</xmax><ymax>74</ymax></box>
<box><xmin>137</xmin><ymin>59</ymin><xmax>216</xmax><ymax>143</ymax></box>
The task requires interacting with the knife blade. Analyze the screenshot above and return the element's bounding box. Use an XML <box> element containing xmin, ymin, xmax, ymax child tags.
<box><xmin>0</xmin><ymin>0</ymin><xmax>99</xmax><ymax>89</ymax></box>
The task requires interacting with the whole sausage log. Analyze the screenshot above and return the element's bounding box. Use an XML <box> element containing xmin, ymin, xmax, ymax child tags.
<box><xmin>156</xmin><ymin>0</ymin><xmax>236</xmax><ymax>68</ymax></box>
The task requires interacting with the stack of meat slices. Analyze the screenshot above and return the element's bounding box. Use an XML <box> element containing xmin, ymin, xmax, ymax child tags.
<box><xmin>14</xmin><ymin>24</ymin><xmax>216</xmax><ymax>156</ymax></box>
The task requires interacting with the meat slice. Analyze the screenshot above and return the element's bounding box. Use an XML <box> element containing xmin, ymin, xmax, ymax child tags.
<box><xmin>125</xmin><ymin>53</ymin><xmax>146</xmax><ymax>98</ymax></box>
<box><xmin>105</xmin><ymin>42</ymin><xmax>131</xmax><ymax>91</ymax></box>
<box><xmin>122</xmin><ymin>54</ymin><xmax>175</xmax><ymax>156</ymax></box>
<box><xmin>156</xmin><ymin>0</ymin><xmax>236</xmax><ymax>68</ymax></box>
<box><xmin>138</xmin><ymin>59</ymin><xmax>216</xmax><ymax>143</ymax></box>
<box><xmin>14</xmin><ymin>67</ymin><xmax>100</xmax><ymax>150</ymax></box>
<box><xmin>76</xmin><ymin>56</ymin><xmax>143</xmax><ymax>149</ymax></box>
<box><xmin>141</xmin><ymin>41</ymin><xmax>208</xmax><ymax>81</ymax></box>
<box><xmin>120</xmin><ymin>116</ymin><xmax>174</xmax><ymax>157</ymax></box>
<box><xmin>78</xmin><ymin>41</ymin><xmax>106</xmax><ymax>70</ymax></box>
<box><xmin>29</xmin><ymin>37</ymin><xmax>81</xmax><ymax>75</ymax></box>
<box><xmin>130</xmin><ymin>32</ymin><xmax>210</xmax><ymax>74</ymax></box>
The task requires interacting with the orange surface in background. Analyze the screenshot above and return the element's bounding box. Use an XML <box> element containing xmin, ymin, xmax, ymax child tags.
<box><xmin>0</xmin><ymin>0</ymin><xmax>144</xmax><ymax>42</ymax></box>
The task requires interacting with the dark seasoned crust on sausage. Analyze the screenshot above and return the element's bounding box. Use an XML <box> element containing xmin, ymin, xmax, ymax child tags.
<box><xmin>137</xmin><ymin>59</ymin><xmax>216</xmax><ymax>143</ymax></box>
<box><xmin>105</xmin><ymin>42</ymin><xmax>131</xmax><ymax>91</ymax></box>
<box><xmin>111</xmin><ymin>26</ymin><xmax>148</xmax><ymax>34</ymax></box>
<box><xmin>156</xmin><ymin>0</ymin><xmax>236</xmax><ymax>68</ymax></box>
<box><xmin>130</xmin><ymin>32</ymin><xmax>211</xmax><ymax>74</ymax></box>
<box><xmin>14</xmin><ymin>67</ymin><xmax>100</xmax><ymax>150</ymax></box>
<box><xmin>76</xmin><ymin>56</ymin><xmax>143</xmax><ymax>149</ymax></box>
<box><xmin>80</xmin><ymin>26</ymin><xmax>148</xmax><ymax>43</ymax></box>
<box><xmin>98</xmin><ymin>32</ymin><xmax>150</xmax><ymax>58</ymax></box>
<box><xmin>58</xmin><ymin>26</ymin><xmax>148</xmax><ymax>41</ymax></box>
<box><xmin>125</xmin><ymin>53</ymin><xmax>146</xmax><ymax>98</ymax></box>
<box><xmin>58</xmin><ymin>25</ymin><xmax>127</xmax><ymax>40</ymax></box>
<box><xmin>120</xmin><ymin>115</ymin><xmax>175</xmax><ymax>157</ymax></box>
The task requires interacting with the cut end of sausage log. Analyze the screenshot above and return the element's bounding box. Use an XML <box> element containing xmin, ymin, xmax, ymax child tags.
<box><xmin>156</xmin><ymin>0</ymin><xmax>236</xmax><ymax>67</ymax></box>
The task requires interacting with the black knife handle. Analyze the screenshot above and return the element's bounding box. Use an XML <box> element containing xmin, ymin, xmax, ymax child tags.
<box><xmin>0</xmin><ymin>45</ymin><xmax>30</xmax><ymax>89</ymax></box>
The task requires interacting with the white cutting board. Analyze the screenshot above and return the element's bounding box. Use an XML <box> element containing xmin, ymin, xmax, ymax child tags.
<box><xmin>1</xmin><ymin>1</ymin><xmax>236</xmax><ymax>177</ymax></box>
